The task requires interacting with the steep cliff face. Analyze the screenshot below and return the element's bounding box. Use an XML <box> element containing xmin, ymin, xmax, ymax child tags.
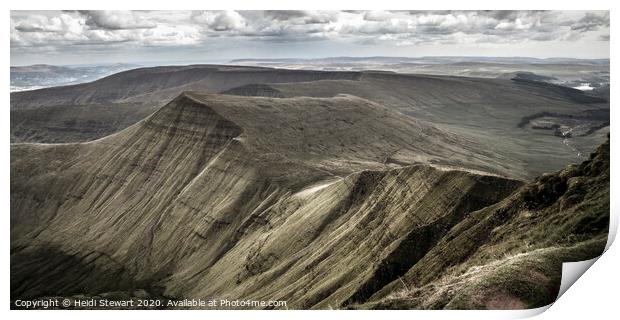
<box><xmin>10</xmin><ymin>92</ymin><xmax>608</xmax><ymax>309</ymax></box>
<box><xmin>362</xmin><ymin>138</ymin><xmax>609</xmax><ymax>309</ymax></box>
<box><xmin>11</xmin><ymin>93</ymin><xmax>522</xmax><ymax>305</ymax></box>
<box><xmin>11</xmin><ymin>94</ymin><xmax>246</xmax><ymax>299</ymax></box>
<box><xmin>160</xmin><ymin>166</ymin><xmax>521</xmax><ymax>308</ymax></box>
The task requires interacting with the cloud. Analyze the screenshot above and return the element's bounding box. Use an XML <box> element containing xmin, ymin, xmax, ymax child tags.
<box><xmin>13</xmin><ymin>14</ymin><xmax>79</xmax><ymax>33</ymax></box>
<box><xmin>10</xmin><ymin>11</ymin><xmax>202</xmax><ymax>50</ymax></box>
<box><xmin>10</xmin><ymin>10</ymin><xmax>610</xmax><ymax>56</ymax></box>
<box><xmin>570</xmin><ymin>12</ymin><xmax>609</xmax><ymax>32</ymax></box>
<box><xmin>303</xmin><ymin>11</ymin><xmax>339</xmax><ymax>24</ymax></box>
<box><xmin>262</xmin><ymin>10</ymin><xmax>307</xmax><ymax>21</ymax></box>
<box><xmin>363</xmin><ymin>11</ymin><xmax>394</xmax><ymax>22</ymax></box>
<box><xmin>191</xmin><ymin>10</ymin><xmax>246</xmax><ymax>32</ymax></box>
<box><xmin>481</xmin><ymin>10</ymin><xmax>521</xmax><ymax>20</ymax></box>
<box><xmin>78</xmin><ymin>10</ymin><xmax>156</xmax><ymax>30</ymax></box>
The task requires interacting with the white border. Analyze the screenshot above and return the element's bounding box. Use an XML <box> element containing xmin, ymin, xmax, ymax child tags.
<box><xmin>3</xmin><ymin>1</ymin><xmax>617</xmax><ymax>319</ymax></box>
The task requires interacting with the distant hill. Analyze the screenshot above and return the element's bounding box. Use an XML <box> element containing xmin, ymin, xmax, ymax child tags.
<box><xmin>228</xmin><ymin>57</ymin><xmax>609</xmax><ymax>91</ymax></box>
<box><xmin>230</xmin><ymin>56</ymin><xmax>610</xmax><ymax>66</ymax></box>
<box><xmin>10</xmin><ymin>65</ymin><xmax>609</xmax><ymax>179</ymax></box>
<box><xmin>10</xmin><ymin>63</ymin><xmax>140</xmax><ymax>92</ymax></box>
<box><xmin>11</xmin><ymin>64</ymin><xmax>73</xmax><ymax>73</ymax></box>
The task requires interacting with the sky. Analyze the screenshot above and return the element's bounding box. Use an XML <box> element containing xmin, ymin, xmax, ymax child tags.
<box><xmin>10</xmin><ymin>10</ymin><xmax>610</xmax><ymax>66</ymax></box>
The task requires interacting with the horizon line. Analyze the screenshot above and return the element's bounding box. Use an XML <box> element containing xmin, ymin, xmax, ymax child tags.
<box><xmin>10</xmin><ymin>55</ymin><xmax>611</xmax><ymax>67</ymax></box>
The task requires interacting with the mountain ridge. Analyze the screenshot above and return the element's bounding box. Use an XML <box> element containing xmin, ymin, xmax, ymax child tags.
<box><xmin>11</xmin><ymin>90</ymin><xmax>608</xmax><ymax>309</ymax></box>
<box><xmin>10</xmin><ymin>65</ymin><xmax>609</xmax><ymax>182</ymax></box>
<box><xmin>11</xmin><ymin>92</ymin><xmax>524</xmax><ymax>305</ymax></box>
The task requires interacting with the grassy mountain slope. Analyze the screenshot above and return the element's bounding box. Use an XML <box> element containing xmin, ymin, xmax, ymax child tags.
<box><xmin>11</xmin><ymin>92</ymin><xmax>608</xmax><ymax>310</ymax></box>
<box><xmin>11</xmin><ymin>93</ymin><xmax>522</xmax><ymax>306</ymax></box>
<box><xmin>271</xmin><ymin>73</ymin><xmax>609</xmax><ymax>178</ymax></box>
<box><xmin>361</xmin><ymin>138</ymin><xmax>609</xmax><ymax>309</ymax></box>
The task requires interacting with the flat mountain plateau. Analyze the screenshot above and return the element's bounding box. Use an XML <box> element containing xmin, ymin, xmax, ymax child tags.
<box><xmin>10</xmin><ymin>65</ymin><xmax>610</xmax><ymax>309</ymax></box>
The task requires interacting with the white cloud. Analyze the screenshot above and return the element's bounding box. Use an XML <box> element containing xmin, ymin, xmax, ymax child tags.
<box><xmin>191</xmin><ymin>10</ymin><xmax>247</xmax><ymax>32</ymax></box>
<box><xmin>9</xmin><ymin>10</ymin><xmax>610</xmax><ymax>61</ymax></box>
<box><xmin>79</xmin><ymin>10</ymin><xmax>156</xmax><ymax>30</ymax></box>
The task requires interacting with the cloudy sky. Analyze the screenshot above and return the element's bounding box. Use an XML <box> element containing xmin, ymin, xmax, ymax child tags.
<box><xmin>10</xmin><ymin>10</ymin><xmax>610</xmax><ymax>66</ymax></box>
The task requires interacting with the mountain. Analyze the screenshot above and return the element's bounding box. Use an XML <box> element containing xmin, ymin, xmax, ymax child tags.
<box><xmin>11</xmin><ymin>64</ymin><xmax>73</xmax><ymax>73</ymax></box>
<box><xmin>10</xmin><ymin>65</ymin><xmax>609</xmax><ymax>180</ymax></box>
<box><xmin>362</xmin><ymin>138</ymin><xmax>609</xmax><ymax>309</ymax></box>
<box><xmin>10</xmin><ymin>91</ymin><xmax>609</xmax><ymax>309</ymax></box>
<box><xmin>9</xmin><ymin>65</ymin><xmax>360</xmax><ymax>108</ymax></box>
<box><xmin>229</xmin><ymin>57</ymin><xmax>609</xmax><ymax>94</ymax></box>
<box><xmin>10</xmin><ymin>65</ymin><xmax>360</xmax><ymax>143</ymax></box>
<box><xmin>10</xmin><ymin>63</ymin><xmax>140</xmax><ymax>92</ymax></box>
